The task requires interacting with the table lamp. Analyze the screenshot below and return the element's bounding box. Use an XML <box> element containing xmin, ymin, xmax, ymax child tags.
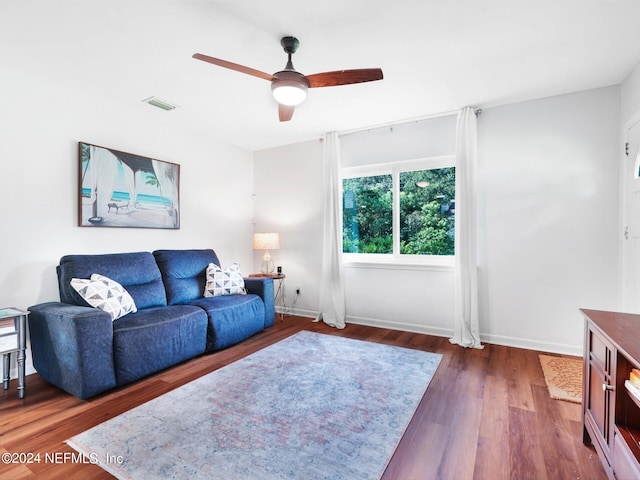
<box><xmin>253</xmin><ymin>233</ymin><xmax>280</xmax><ymax>274</ymax></box>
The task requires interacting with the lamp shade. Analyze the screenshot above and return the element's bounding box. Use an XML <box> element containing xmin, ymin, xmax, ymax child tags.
<box><xmin>253</xmin><ymin>233</ymin><xmax>280</xmax><ymax>250</ymax></box>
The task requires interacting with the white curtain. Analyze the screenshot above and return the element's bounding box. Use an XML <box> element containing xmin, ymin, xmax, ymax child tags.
<box><xmin>450</xmin><ymin>107</ymin><xmax>483</xmax><ymax>349</ymax></box>
<box><xmin>91</xmin><ymin>146</ymin><xmax>118</xmax><ymax>218</ymax></box>
<box><xmin>315</xmin><ymin>132</ymin><xmax>346</xmax><ymax>329</ymax></box>
<box><xmin>152</xmin><ymin>159</ymin><xmax>180</xmax><ymax>228</ymax></box>
<box><xmin>121</xmin><ymin>162</ymin><xmax>137</xmax><ymax>207</ymax></box>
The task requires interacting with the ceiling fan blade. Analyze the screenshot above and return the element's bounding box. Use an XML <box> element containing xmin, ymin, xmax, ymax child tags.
<box><xmin>192</xmin><ymin>53</ymin><xmax>275</xmax><ymax>81</ymax></box>
<box><xmin>278</xmin><ymin>104</ymin><xmax>295</xmax><ymax>122</ymax></box>
<box><xmin>306</xmin><ymin>68</ymin><xmax>383</xmax><ymax>88</ymax></box>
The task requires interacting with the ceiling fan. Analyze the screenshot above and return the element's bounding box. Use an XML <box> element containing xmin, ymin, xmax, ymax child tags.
<box><xmin>192</xmin><ymin>36</ymin><xmax>383</xmax><ymax>122</ymax></box>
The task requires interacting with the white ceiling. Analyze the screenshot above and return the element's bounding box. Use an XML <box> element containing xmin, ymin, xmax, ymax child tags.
<box><xmin>2</xmin><ymin>0</ymin><xmax>640</xmax><ymax>151</ymax></box>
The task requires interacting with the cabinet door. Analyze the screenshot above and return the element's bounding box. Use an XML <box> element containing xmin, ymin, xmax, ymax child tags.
<box><xmin>588</xmin><ymin>360</ymin><xmax>610</xmax><ymax>444</ymax></box>
<box><xmin>585</xmin><ymin>324</ymin><xmax>615</xmax><ymax>461</ymax></box>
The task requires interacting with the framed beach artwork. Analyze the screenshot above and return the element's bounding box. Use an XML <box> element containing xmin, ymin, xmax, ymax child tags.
<box><xmin>78</xmin><ymin>142</ymin><xmax>180</xmax><ymax>229</ymax></box>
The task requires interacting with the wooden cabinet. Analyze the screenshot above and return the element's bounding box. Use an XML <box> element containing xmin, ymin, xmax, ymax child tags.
<box><xmin>582</xmin><ymin>309</ymin><xmax>640</xmax><ymax>480</ymax></box>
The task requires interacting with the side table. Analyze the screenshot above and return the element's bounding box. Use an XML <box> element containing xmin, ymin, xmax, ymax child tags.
<box><xmin>0</xmin><ymin>307</ymin><xmax>28</xmax><ymax>399</ymax></box>
<box><xmin>248</xmin><ymin>273</ymin><xmax>286</xmax><ymax>320</ymax></box>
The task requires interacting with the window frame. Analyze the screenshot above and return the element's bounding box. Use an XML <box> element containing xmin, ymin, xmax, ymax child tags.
<box><xmin>342</xmin><ymin>154</ymin><xmax>455</xmax><ymax>270</ymax></box>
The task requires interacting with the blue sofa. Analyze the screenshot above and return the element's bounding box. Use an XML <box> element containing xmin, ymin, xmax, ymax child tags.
<box><xmin>28</xmin><ymin>249</ymin><xmax>275</xmax><ymax>399</ymax></box>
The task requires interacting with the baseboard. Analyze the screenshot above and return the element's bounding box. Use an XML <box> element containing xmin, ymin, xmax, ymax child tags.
<box><xmin>309</xmin><ymin>312</ymin><xmax>583</xmax><ymax>357</ymax></box>
<box><xmin>346</xmin><ymin>315</ymin><xmax>454</xmax><ymax>339</ymax></box>
<box><xmin>479</xmin><ymin>333</ymin><xmax>582</xmax><ymax>357</ymax></box>
<box><xmin>276</xmin><ymin>307</ymin><xmax>318</xmax><ymax>320</ymax></box>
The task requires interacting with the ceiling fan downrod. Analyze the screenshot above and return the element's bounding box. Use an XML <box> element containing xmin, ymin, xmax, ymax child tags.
<box><xmin>281</xmin><ymin>36</ymin><xmax>299</xmax><ymax>71</ymax></box>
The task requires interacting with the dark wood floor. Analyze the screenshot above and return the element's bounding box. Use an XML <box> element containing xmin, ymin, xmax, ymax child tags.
<box><xmin>0</xmin><ymin>317</ymin><xmax>606</xmax><ymax>479</ymax></box>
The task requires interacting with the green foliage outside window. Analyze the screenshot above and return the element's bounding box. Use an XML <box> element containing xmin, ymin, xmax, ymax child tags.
<box><xmin>342</xmin><ymin>167</ymin><xmax>455</xmax><ymax>256</ymax></box>
<box><xmin>399</xmin><ymin>168</ymin><xmax>455</xmax><ymax>255</ymax></box>
<box><xmin>343</xmin><ymin>175</ymin><xmax>393</xmax><ymax>253</ymax></box>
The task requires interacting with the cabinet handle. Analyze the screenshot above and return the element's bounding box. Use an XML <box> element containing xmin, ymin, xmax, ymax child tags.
<box><xmin>602</xmin><ymin>383</ymin><xmax>615</xmax><ymax>391</ymax></box>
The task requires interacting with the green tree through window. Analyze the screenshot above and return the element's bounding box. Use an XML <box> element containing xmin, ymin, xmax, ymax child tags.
<box><xmin>343</xmin><ymin>175</ymin><xmax>392</xmax><ymax>253</ymax></box>
<box><xmin>400</xmin><ymin>168</ymin><xmax>455</xmax><ymax>255</ymax></box>
<box><xmin>342</xmin><ymin>165</ymin><xmax>455</xmax><ymax>256</ymax></box>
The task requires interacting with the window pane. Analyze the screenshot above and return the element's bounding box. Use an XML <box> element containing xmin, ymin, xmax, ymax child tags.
<box><xmin>399</xmin><ymin>167</ymin><xmax>455</xmax><ymax>255</ymax></box>
<box><xmin>343</xmin><ymin>175</ymin><xmax>392</xmax><ymax>253</ymax></box>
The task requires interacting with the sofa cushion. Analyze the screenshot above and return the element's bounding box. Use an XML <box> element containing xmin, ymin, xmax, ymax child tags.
<box><xmin>70</xmin><ymin>274</ymin><xmax>137</xmax><ymax>320</ymax></box>
<box><xmin>188</xmin><ymin>294</ymin><xmax>265</xmax><ymax>351</ymax></box>
<box><xmin>204</xmin><ymin>262</ymin><xmax>246</xmax><ymax>297</ymax></box>
<box><xmin>112</xmin><ymin>305</ymin><xmax>208</xmax><ymax>385</ymax></box>
<box><xmin>153</xmin><ymin>249</ymin><xmax>220</xmax><ymax>305</ymax></box>
<box><xmin>58</xmin><ymin>252</ymin><xmax>166</xmax><ymax>309</ymax></box>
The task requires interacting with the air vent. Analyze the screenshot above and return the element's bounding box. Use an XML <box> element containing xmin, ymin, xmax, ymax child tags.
<box><xmin>141</xmin><ymin>96</ymin><xmax>178</xmax><ymax>111</ymax></box>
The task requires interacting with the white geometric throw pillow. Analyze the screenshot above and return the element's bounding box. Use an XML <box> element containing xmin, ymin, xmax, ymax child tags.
<box><xmin>203</xmin><ymin>263</ymin><xmax>247</xmax><ymax>297</ymax></box>
<box><xmin>70</xmin><ymin>273</ymin><xmax>137</xmax><ymax>321</ymax></box>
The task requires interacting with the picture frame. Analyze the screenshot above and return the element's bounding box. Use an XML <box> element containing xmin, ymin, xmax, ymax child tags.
<box><xmin>78</xmin><ymin>142</ymin><xmax>180</xmax><ymax>229</ymax></box>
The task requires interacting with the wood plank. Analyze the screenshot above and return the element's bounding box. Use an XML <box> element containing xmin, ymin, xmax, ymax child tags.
<box><xmin>509</xmin><ymin>406</ymin><xmax>548</xmax><ymax>479</ymax></box>
<box><xmin>474</xmin><ymin>373</ymin><xmax>510</xmax><ymax>480</ymax></box>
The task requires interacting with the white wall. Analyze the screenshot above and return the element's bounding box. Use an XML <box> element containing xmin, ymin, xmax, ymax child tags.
<box><xmin>478</xmin><ymin>86</ymin><xmax>620</xmax><ymax>354</ymax></box>
<box><xmin>0</xmin><ymin>66</ymin><xmax>255</xmax><ymax>322</ymax></box>
<box><xmin>621</xmin><ymin>60</ymin><xmax>640</xmax><ymax>124</ymax></box>
<box><xmin>253</xmin><ymin>139</ymin><xmax>324</xmax><ymax>316</ymax></box>
<box><xmin>254</xmin><ymin>86</ymin><xmax>621</xmax><ymax>355</ymax></box>
<box><xmin>340</xmin><ymin>115</ymin><xmax>457</xmax><ymax>167</ymax></box>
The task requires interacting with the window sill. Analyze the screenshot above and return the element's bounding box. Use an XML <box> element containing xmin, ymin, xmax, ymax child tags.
<box><xmin>343</xmin><ymin>255</ymin><xmax>454</xmax><ymax>272</ymax></box>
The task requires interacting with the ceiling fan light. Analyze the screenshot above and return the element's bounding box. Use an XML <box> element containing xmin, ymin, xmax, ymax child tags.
<box><xmin>271</xmin><ymin>71</ymin><xmax>308</xmax><ymax>106</ymax></box>
<box><xmin>272</xmin><ymin>83</ymin><xmax>307</xmax><ymax>106</ymax></box>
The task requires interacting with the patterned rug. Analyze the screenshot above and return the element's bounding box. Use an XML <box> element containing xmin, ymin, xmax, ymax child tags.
<box><xmin>539</xmin><ymin>354</ymin><xmax>583</xmax><ymax>403</ymax></box>
<box><xmin>67</xmin><ymin>331</ymin><xmax>442</xmax><ymax>479</ymax></box>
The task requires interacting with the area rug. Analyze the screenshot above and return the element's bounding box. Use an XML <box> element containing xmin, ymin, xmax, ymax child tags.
<box><xmin>67</xmin><ymin>331</ymin><xmax>442</xmax><ymax>480</ymax></box>
<box><xmin>539</xmin><ymin>354</ymin><xmax>583</xmax><ymax>403</ymax></box>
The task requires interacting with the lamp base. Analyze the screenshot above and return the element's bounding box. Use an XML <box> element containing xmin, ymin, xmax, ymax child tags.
<box><xmin>260</xmin><ymin>260</ymin><xmax>275</xmax><ymax>274</ymax></box>
<box><xmin>260</xmin><ymin>251</ymin><xmax>275</xmax><ymax>274</ymax></box>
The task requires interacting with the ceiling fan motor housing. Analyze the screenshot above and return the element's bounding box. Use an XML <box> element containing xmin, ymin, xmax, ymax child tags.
<box><xmin>280</xmin><ymin>36</ymin><xmax>300</xmax><ymax>55</ymax></box>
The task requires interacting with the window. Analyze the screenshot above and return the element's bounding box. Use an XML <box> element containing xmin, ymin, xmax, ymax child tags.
<box><xmin>342</xmin><ymin>156</ymin><xmax>455</xmax><ymax>262</ymax></box>
<box><xmin>343</xmin><ymin>174</ymin><xmax>392</xmax><ymax>254</ymax></box>
<box><xmin>399</xmin><ymin>167</ymin><xmax>455</xmax><ymax>255</ymax></box>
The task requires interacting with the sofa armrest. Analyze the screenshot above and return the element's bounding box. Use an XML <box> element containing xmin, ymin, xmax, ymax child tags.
<box><xmin>244</xmin><ymin>277</ymin><xmax>275</xmax><ymax>328</ymax></box>
<box><xmin>28</xmin><ymin>302</ymin><xmax>116</xmax><ymax>399</ymax></box>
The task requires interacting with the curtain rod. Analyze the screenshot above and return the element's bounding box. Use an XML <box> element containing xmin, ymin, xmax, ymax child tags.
<box><xmin>338</xmin><ymin>107</ymin><xmax>482</xmax><ymax>138</ymax></box>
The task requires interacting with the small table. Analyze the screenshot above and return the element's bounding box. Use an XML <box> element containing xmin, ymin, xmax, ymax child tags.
<box><xmin>248</xmin><ymin>273</ymin><xmax>286</xmax><ymax>319</ymax></box>
<box><xmin>0</xmin><ymin>307</ymin><xmax>28</xmax><ymax>399</ymax></box>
